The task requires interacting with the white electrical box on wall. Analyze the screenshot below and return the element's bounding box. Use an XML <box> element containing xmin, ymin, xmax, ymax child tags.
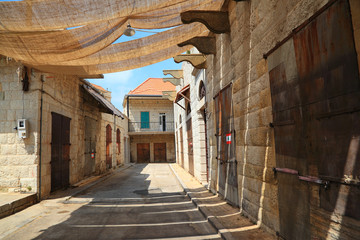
<box><xmin>17</xmin><ymin>119</ymin><xmax>27</xmax><ymax>138</ymax></box>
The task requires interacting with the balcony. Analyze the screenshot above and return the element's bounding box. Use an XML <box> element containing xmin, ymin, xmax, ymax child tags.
<box><xmin>129</xmin><ymin>122</ymin><xmax>174</xmax><ymax>134</ymax></box>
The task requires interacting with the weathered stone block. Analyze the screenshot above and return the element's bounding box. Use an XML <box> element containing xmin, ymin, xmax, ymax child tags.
<box><xmin>244</xmin><ymin>163</ymin><xmax>264</xmax><ymax>180</ymax></box>
<box><xmin>246</xmin><ymin>126</ymin><xmax>272</xmax><ymax>147</ymax></box>
<box><xmin>244</xmin><ymin>176</ymin><xmax>263</xmax><ymax>194</ymax></box>
<box><xmin>0</xmin><ymin>144</ymin><xmax>16</xmax><ymax>155</ymax></box>
<box><xmin>241</xmin><ymin>198</ymin><xmax>260</xmax><ymax>223</ymax></box>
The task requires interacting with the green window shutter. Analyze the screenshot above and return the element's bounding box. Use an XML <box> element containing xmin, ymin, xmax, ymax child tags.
<box><xmin>141</xmin><ymin>112</ymin><xmax>150</xmax><ymax>128</ymax></box>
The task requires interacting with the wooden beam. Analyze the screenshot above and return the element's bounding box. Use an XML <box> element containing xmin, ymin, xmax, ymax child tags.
<box><xmin>178</xmin><ymin>37</ymin><xmax>216</xmax><ymax>55</ymax></box>
<box><xmin>180</xmin><ymin>11</ymin><xmax>230</xmax><ymax>34</ymax></box>
<box><xmin>173</xmin><ymin>54</ymin><xmax>207</xmax><ymax>69</ymax></box>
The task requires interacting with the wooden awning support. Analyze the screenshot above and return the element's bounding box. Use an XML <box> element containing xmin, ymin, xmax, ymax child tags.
<box><xmin>173</xmin><ymin>54</ymin><xmax>207</xmax><ymax>69</ymax></box>
<box><xmin>176</xmin><ymin>102</ymin><xmax>186</xmax><ymax>110</ymax></box>
<box><xmin>163</xmin><ymin>70</ymin><xmax>183</xmax><ymax>79</ymax></box>
<box><xmin>174</xmin><ymin>84</ymin><xmax>190</xmax><ymax>110</ymax></box>
<box><xmin>178</xmin><ymin>92</ymin><xmax>190</xmax><ymax>103</ymax></box>
<box><xmin>163</xmin><ymin>78</ymin><xmax>181</xmax><ymax>86</ymax></box>
<box><xmin>180</xmin><ymin>11</ymin><xmax>230</xmax><ymax>34</ymax></box>
<box><xmin>178</xmin><ymin>37</ymin><xmax>216</xmax><ymax>55</ymax></box>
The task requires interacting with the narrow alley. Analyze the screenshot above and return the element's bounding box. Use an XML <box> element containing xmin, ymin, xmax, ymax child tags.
<box><xmin>0</xmin><ymin>163</ymin><xmax>274</xmax><ymax>240</ymax></box>
<box><xmin>0</xmin><ymin>164</ymin><xmax>217</xmax><ymax>240</ymax></box>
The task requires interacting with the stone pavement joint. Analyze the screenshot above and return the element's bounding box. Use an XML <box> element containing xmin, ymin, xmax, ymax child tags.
<box><xmin>0</xmin><ymin>163</ymin><xmax>135</xmax><ymax>220</ymax></box>
<box><xmin>169</xmin><ymin>163</ymin><xmax>275</xmax><ymax>240</ymax></box>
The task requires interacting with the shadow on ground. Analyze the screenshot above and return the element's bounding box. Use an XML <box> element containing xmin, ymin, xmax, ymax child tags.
<box><xmin>32</xmin><ymin>164</ymin><xmax>221</xmax><ymax>240</ymax></box>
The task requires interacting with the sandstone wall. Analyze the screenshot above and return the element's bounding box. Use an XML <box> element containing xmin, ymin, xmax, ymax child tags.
<box><xmin>0</xmin><ymin>58</ymin><xmax>128</xmax><ymax>198</ymax></box>
<box><xmin>202</xmin><ymin>0</ymin><xmax>360</xmax><ymax>238</ymax></box>
<box><xmin>100</xmin><ymin>113</ymin><xmax>128</xmax><ymax>170</ymax></box>
<box><xmin>174</xmin><ymin>54</ymin><xmax>209</xmax><ymax>184</ymax></box>
<box><xmin>0</xmin><ymin>58</ymin><xmax>39</xmax><ymax>192</ymax></box>
<box><xmin>128</xmin><ymin>98</ymin><xmax>174</xmax><ymax>124</ymax></box>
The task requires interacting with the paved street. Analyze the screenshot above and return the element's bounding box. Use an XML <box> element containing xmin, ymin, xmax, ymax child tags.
<box><xmin>0</xmin><ymin>164</ymin><xmax>221</xmax><ymax>240</ymax></box>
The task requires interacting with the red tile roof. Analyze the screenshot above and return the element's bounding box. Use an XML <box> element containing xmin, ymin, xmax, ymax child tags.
<box><xmin>128</xmin><ymin>78</ymin><xmax>176</xmax><ymax>95</ymax></box>
<box><xmin>91</xmin><ymin>83</ymin><xmax>107</xmax><ymax>92</ymax></box>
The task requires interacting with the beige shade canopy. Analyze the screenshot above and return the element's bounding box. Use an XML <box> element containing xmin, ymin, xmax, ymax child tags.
<box><xmin>0</xmin><ymin>0</ymin><xmax>224</xmax><ymax>75</ymax></box>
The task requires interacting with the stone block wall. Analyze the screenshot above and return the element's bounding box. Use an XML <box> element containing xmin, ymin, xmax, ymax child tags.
<box><xmin>100</xmin><ymin>113</ymin><xmax>129</xmax><ymax>170</ymax></box>
<box><xmin>0</xmin><ymin>58</ymin><xmax>128</xmax><ymax>198</ymax></box>
<box><xmin>128</xmin><ymin>98</ymin><xmax>174</xmax><ymax>124</ymax></box>
<box><xmin>202</xmin><ymin>0</ymin><xmax>360</xmax><ymax>238</ymax></box>
<box><xmin>0</xmin><ymin>58</ymin><xmax>39</xmax><ymax>192</ymax></box>
<box><xmin>174</xmin><ymin>56</ymin><xmax>209</xmax><ymax>184</ymax></box>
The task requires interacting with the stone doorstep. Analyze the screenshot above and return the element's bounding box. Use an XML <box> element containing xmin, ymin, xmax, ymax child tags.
<box><xmin>0</xmin><ymin>193</ymin><xmax>37</xmax><ymax>219</ymax></box>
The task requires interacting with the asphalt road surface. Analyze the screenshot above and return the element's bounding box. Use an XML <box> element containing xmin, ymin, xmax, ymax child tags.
<box><xmin>0</xmin><ymin>164</ymin><xmax>221</xmax><ymax>240</ymax></box>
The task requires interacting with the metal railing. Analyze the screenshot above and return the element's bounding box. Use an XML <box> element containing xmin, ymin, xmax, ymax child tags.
<box><xmin>129</xmin><ymin>121</ymin><xmax>174</xmax><ymax>132</ymax></box>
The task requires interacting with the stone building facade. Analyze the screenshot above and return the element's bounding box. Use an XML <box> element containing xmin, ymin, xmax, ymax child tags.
<box><xmin>174</xmin><ymin>50</ymin><xmax>209</xmax><ymax>185</ymax></box>
<box><xmin>173</xmin><ymin>0</ymin><xmax>360</xmax><ymax>239</ymax></box>
<box><xmin>123</xmin><ymin>78</ymin><xmax>176</xmax><ymax>163</ymax></box>
<box><xmin>0</xmin><ymin>57</ymin><xmax>128</xmax><ymax>198</ymax></box>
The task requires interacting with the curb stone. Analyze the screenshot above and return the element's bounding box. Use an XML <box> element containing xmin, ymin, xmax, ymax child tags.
<box><xmin>65</xmin><ymin>163</ymin><xmax>135</xmax><ymax>201</ymax></box>
<box><xmin>169</xmin><ymin>164</ymin><xmax>235</xmax><ymax>240</ymax></box>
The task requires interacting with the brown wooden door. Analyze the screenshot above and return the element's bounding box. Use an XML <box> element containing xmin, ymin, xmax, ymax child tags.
<box><xmin>137</xmin><ymin>143</ymin><xmax>150</xmax><ymax>163</ymax></box>
<box><xmin>186</xmin><ymin>118</ymin><xmax>194</xmax><ymax>176</ymax></box>
<box><xmin>214</xmin><ymin>84</ymin><xmax>238</xmax><ymax>206</ymax></box>
<box><xmin>268</xmin><ymin>1</ymin><xmax>360</xmax><ymax>239</ymax></box>
<box><xmin>84</xmin><ymin>117</ymin><xmax>96</xmax><ymax>176</ymax></box>
<box><xmin>106</xmin><ymin>124</ymin><xmax>112</xmax><ymax>169</ymax></box>
<box><xmin>51</xmin><ymin>113</ymin><xmax>71</xmax><ymax>192</ymax></box>
<box><xmin>179</xmin><ymin>127</ymin><xmax>184</xmax><ymax>168</ymax></box>
<box><xmin>154</xmin><ymin>143</ymin><xmax>166</xmax><ymax>162</ymax></box>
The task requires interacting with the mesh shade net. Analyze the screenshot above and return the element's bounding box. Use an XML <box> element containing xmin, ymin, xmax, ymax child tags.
<box><xmin>0</xmin><ymin>0</ymin><xmax>224</xmax><ymax>75</ymax></box>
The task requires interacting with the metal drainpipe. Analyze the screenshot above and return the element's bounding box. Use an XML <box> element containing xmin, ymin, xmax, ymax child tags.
<box><xmin>38</xmin><ymin>76</ymin><xmax>44</xmax><ymax>201</ymax></box>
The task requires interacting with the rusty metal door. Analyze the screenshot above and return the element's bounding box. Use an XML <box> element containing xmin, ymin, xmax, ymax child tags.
<box><xmin>84</xmin><ymin>117</ymin><xmax>96</xmax><ymax>176</ymax></box>
<box><xmin>106</xmin><ymin>124</ymin><xmax>112</xmax><ymax>169</ymax></box>
<box><xmin>137</xmin><ymin>143</ymin><xmax>150</xmax><ymax>163</ymax></box>
<box><xmin>268</xmin><ymin>0</ymin><xmax>360</xmax><ymax>239</ymax></box>
<box><xmin>154</xmin><ymin>143</ymin><xmax>166</xmax><ymax>162</ymax></box>
<box><xmin>214</xmin><ymin>84</ymin><xmax>238</xmax><ymax>206</ymax></box>
<box><xmin>51</xmin><ymin>113</ymin><xmax>70</xmax><ymax>192</ymax></box>
<box><xmin>179</xmin><ymin>127</ymin><xmax>184</xmax><ymax>168</ymax></box>
<box><xmin>186</xmin><ymin>118</ymin><xmax>194</xmax><ymax>176</ymax></box>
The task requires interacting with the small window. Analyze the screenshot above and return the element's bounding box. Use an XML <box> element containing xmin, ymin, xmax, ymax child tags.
<box><xmin>141</xmin><ymin>112</ymin><xmax>150</xmax><ymax>129</ymax></box>
<box><xmin>199</xmin><ymin>81</ymin><xmax>206</xmax><ymax>100</ymax></box>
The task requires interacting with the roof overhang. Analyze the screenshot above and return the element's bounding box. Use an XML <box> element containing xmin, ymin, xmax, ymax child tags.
<box><xmin>174</xmin><ymin>84</ymin><xmax>190</xmax><ymax>103</ymax></box>
<box><xmin>82</xmin><ymin>84</ymin><xmax>124</xmax><ymax>119</ymax></box>
<box><xmin>174</xmin><ymin>84</ymin><xmax>190</xmax><ymax>110</ymax></box>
